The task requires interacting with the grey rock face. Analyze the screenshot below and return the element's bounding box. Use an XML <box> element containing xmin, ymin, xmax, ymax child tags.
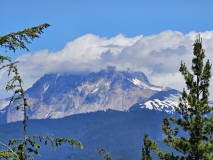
<box><xmin>0</xmin><ymin>67</ymin><xmax>179</xmax><ymax>123</ymax></box>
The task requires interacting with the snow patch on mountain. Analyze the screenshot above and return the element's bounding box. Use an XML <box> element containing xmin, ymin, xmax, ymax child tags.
<box><xmin>140</xmin><ymin>93</ymin><xmax>181</xmax><ymax>113</ymax></box>
<box><xmin>131</xmin><ymin>78</ymin><xmax>163</xmax><ymax>91</ymax></box>
<box><xmin>140</xmin><ymin>99</ymin><xmax>178</xmax><ymax>113</ymax></box>
<box><xmin>140</xmin><ymin>93</ymin><xmax>213</xmax><ymax>114</ymax></box>
<box><xmin>92</xmin><ymin>88</ymin><xmax>99</xmax><ymax>93</ymax></box>
<box><xmin>43</xmin><ymin>83</ymin><xmax>50</xmax><ymax>94</ymax></box>
<box><xmin>55</xmin><ymin>74</ymin><xmax>61</xmax><ymax>84</ymax></box>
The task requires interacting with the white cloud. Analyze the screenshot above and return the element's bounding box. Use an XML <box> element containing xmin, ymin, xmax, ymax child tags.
<box><xmin>1</xmin><ymin>30</ymin><xmax>213</xmax><ymax>100</ymax></box>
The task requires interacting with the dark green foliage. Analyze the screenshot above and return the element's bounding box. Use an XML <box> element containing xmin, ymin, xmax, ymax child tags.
<box><xmin>0</xmin><ymin>108</ymin><xmax>168</xmax><ymax>159</ymax></box>
<box><xmin>142</xmin><ymin>35</ymin><xmax>213</xmax><ymax>159</ymax></box>
<box><xmin>0</xmin><ymin>23</ymin><xmax>50</xmax><ymax>52</ymax></box>
<box><xmin>97</xmin><ymin>147</ymin><xmax>112</xmax><ymax>160</ymax></box>
<box><xmin>7</xmin><ymin>136</ymin><xmax>83</xmax><ymax>160</ymax></box>
<box><xmin>142</xmin><ymin>134</ymin><xmax>152</xmax><ymax>160</ymax></box>
<box><xmin>0</xmin><ymin>24</ymin><xmax>82</xmax><ymax>160</ymax></box>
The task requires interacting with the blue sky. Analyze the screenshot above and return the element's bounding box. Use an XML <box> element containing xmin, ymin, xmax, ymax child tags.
<box><xmin>1</xmin><ymin>1</ymin><xmax>213</xmax><ymax>59</ymax></box>
<box><xmin>1</xmin><ymin>1</ymin><xmax>213</xmax><ymax>99</ymax></box>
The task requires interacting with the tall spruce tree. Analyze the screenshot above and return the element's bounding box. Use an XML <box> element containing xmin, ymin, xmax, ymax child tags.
<box><xmin>142</xmin><ymin>35</ymin><xmax>213</xmax><ymax>160</ymax></box>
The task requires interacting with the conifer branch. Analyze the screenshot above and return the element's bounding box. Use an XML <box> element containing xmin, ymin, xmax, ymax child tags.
<box><xmin>0</xmin><ymin>23</ymin><xmax>50</xmax><ymax>52</ymax></box>
<box><xmin>97</xmin><ymin>147</ymin><xmax>112</xmax><ymax>160</ymax></box>
<box><xmin>0</xmin><ymin>141</ymin><xmax>20</xmax><ymax>160</ymax></box>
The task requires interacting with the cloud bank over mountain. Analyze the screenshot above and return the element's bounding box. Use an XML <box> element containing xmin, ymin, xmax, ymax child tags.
<box><xmin>1</xmin><ymin>30</ymin><xmax>213</xmax><ymax>99</ymax></box>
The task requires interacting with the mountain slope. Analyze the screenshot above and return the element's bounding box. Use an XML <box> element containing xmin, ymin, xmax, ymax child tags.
<box><xmin>0</xmin><ymin>67</ymin><xmax>179</xmax><ymax>123</ymax></box>
<box><xmin>0</xmin><ymin>108</ymin><xmax>168</xmax><ymax>160</ymax></box>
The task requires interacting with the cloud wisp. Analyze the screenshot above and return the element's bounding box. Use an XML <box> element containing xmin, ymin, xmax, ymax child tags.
<box><xmin>1</xmin><ymin>30</ymin><xmax>213</xmax><ymax>99</ymax></box>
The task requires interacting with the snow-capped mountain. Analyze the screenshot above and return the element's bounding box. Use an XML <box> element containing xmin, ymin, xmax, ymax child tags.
<box><xmin>139</xmin><ymin>90</ymin><xmax>181</xmax><ymax>113</ymax></box>
<box><xmin>0</xmin><ymin>66</ymin><xmax>180</xmax><ymax>123</ymax></box>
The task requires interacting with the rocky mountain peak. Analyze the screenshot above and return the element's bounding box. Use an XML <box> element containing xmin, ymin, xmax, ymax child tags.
<box><xmin>0</xmin><ymin>66</ymin><xmax>180</xmax><ymax>123</ymax></box>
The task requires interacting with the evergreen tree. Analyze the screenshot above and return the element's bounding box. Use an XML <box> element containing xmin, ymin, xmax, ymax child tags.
<box><xmin>142</xmin><ymin>35</ymin><xmax>213</xmax><ymax>159</ymax></box>
<box><xmin>142</xmin><ymin>134</ymin><xmax>152</xmax><ymax>160</ymax></box>
<box><xmin>0</xmin><ymin>24</ymin><xmax>83</xmax><ymax>160</ymax></box>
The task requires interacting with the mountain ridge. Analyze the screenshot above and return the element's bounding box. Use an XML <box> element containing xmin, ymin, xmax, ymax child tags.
<box><xmin>0</xmin><ymin>66</ymin><xmax>180</xmax><ymax>124</ymax></box>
